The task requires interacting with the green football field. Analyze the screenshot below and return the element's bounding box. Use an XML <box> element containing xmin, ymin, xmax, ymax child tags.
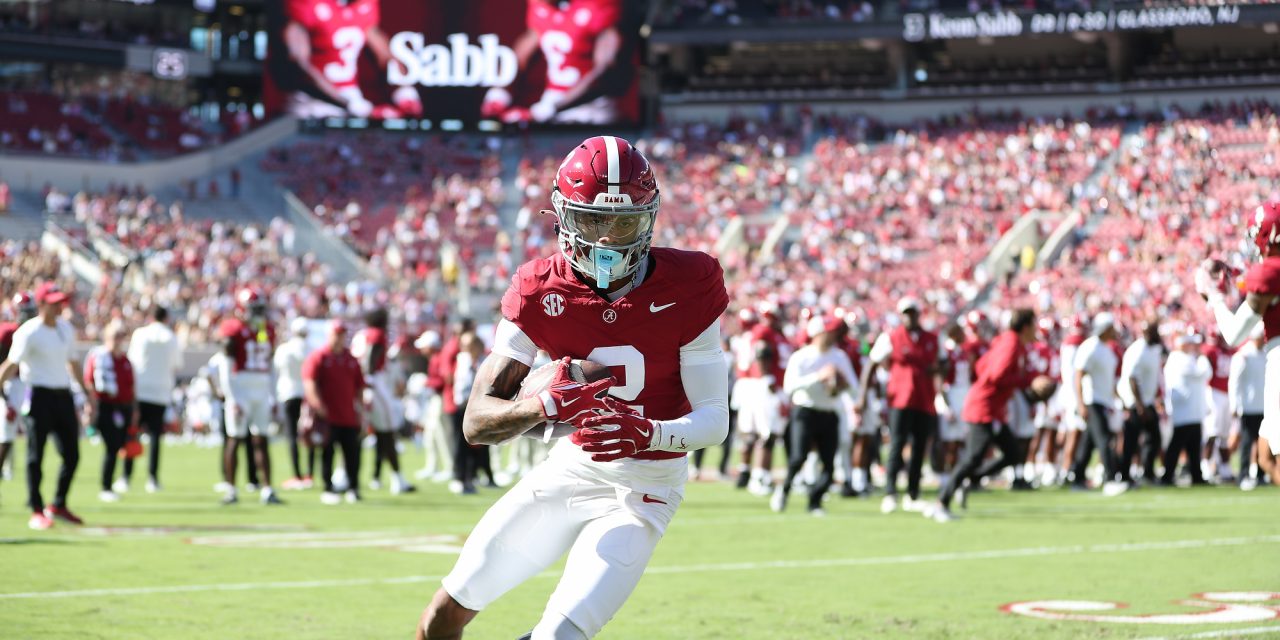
<box><xmin>2</xmin><ymin>441</ymin><xmax>1278</xmax><ymax>640</ymax></box>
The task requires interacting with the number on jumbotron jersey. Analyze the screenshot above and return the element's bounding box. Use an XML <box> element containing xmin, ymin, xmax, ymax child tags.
<box><xmin>539</xmin><ymin>30</ymin><xmax>580</xmax><ymax>87</ymax></box>
<box><xmin>325</xmin><ymin>26</ymin><xmax>366</xmax><ymax>84</ymax></box>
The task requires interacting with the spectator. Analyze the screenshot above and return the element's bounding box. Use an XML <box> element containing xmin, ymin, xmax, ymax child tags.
<box><xmin>774</xmin><ymin>314</ymin><xmax>857</xmax><ymax>516</ymax></box>
<box><xmin>1162</xmin><ymin>329</ymin><xmax>1212</xmax><ymax>486</ymax></box>
<box><xmin>303</xmin><ymin>321</ymin><xmax>366</xmax><ymax>505</ymax></box>
<box><xmin>1118</xmin><ymin>319</ymin><xmax>1163</xmax><ymax>485</ymax></box>
<box><xmin>125</xmin><ymin>306</ymin><xmax>180</xmax><ymax>493</ymax></box>
<box><xmin>275</xmin><ymin>317</ymin><xmax>312</xmax><ymax>489</ymax></box>
<box><xmin>413</xmin><ymin>330</ymin><xmax>449</xmax><ymax>482</ymax></box>
<box><xmin>862</xmin><ymin>297</ymin><xmax>942</xmax><ymax>515</ymax></box>
<box><xmin>0</xmin><ymin>282</ymin><xmax>84</xmax><ymax>530</ymax></box>
<box><xmin>1228</xmin><ymin>325</ymin><xmax>1267</xmax><ymax>490</ymax></box>
<box><xmin>1070</xmin><ymin>312</ymin><xmax>1128</xmax><ymax>496</ymax></box>
<box><xmin>84</xmin><ymin>321</ymin><xmax>135</xmax><ymax>503</ymax></box>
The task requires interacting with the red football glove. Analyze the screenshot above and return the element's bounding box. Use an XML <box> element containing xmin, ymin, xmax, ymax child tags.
<box><xmin>537</xmin><ymin>357</ymin><xmax>615</xmax><ymax>425</ymax></box>
<box><xmin>5</xmin><ymin>406</ymin><xmax>15</xmax><ymax>422</ymax></box>
<box><xmin>575</xmin><ymin>398</ymin><xmax>659</xmax><ymax>463</ymax></box>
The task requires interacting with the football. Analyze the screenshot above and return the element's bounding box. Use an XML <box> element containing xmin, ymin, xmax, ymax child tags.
<box><xmin>1028</xmin><ymin>375</ymin><xmax>1057</xmax><ymax>402</ymax></box>
<box><xmin>515</xmin><ymin>358</ymin><xmax>613</xmax><ymax>441</ymax></box>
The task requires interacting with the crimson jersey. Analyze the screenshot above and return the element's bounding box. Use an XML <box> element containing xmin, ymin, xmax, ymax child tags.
<box><xmin>501</xmin><ymin>248</ymin><xmax>729</xmax><ymax>461</ymax></box>
<box><xmin>351</xmin><ymin>327</ymin><xmax>388</xmax><ymax>375</ymax></box>
<box><xmin>0</xmin><ymin>321</ymin><xmax>16</xmax><ymax>363</ymax></box>
<box><xmin>1026</xmin><ymin>341</ymin><xmax>1059</xmax><ymax>379</ymax></box>
<box><xmin>1245</xmin><ymin>257</ymin><xmax>1280</xmax><ymax>342</ymax></box>
<box><xmin>1202</xmin><ymin>343</ymin><xmax>1233</xmax><ymax>392</ymax></box>
<box><xmin>748</xmin><ymin>324</ymin><xmax>789</xmax><ymax>382</ymax></box>
<box><xmin>219</xmin><ymin>317</ymin><xmax>276</xmax><ymax>374</ymax></box>
<box><xmin>287</xmin><ymin>0</ymin><xmax>379</xmax><ymax>91</ymax></box>
<box><xmin>527</xmin><ymin>0</ymin><xmax>619</xmax><ymax>92</ymax></box>
<box><xmin>842</xmin><ymin>337</ymin><xmax>863</xmax><ymax>378</ymax></box>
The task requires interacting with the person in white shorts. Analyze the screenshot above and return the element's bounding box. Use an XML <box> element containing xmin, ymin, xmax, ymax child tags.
<box><xmin>217</xmin><ymin>288</ymin><xmax>280</xmax><ymax>506</ymax></box>
<box><xmin>0</xmin><ymin>292</ymin><xmax>36</xmax><ymax>484</ymax></box>
<box><xmin>937</xmin><ymin>324</ymin><xmax>973</xmax><ymax>488</ymax></box>
<box><xmin>1201</xmin><ymin>334</ymin><xmax>1236</xmax><ymax>482</ymax></box>
<box><xmin>733</xmin><ymin>343</ymin><xmax>786</xmax><ymax>496</ymax></box>
<box><xmin>352</xmin><ymin>307</ymin><xmax>414</xmax><ymax>494</ymax></box>
<box><xmin>416</xmin><ymin>136</ymin><xmax>730</xmax><ymax>640</ymax></box>
<box><xmin>1055</xmin><ymin>322</ymin><xmax>1088</xmax><ymax>481</ymax></box>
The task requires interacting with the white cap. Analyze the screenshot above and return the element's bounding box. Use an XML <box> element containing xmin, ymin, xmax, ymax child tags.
<box><xmin>1175</xmin><ymin>329</ymin><xmax>1202</xmax><ymax>346</ymax></box>
<box><xmin>290</xmin><ymin>317</ymin><xmax>309</xmax><ymax>336</ymax></box>
<box><xmin>414</xmin><ymin>330</ymin><xmax>441</xmax><ymax>350</ymax></box>
<box><xmin>1091</xmin><ymin>312</ymin><xmax>1115</xmax><ymax>337</ymax></box>
<box><xmin>897</xmin><ymin>297</ymin><xmax>921</xmax><ymax>314</ymax></box>
<box><xmin>806</xmin><ymin>316</ymin><xmax>826</xmax><ymax>338</ymax></box>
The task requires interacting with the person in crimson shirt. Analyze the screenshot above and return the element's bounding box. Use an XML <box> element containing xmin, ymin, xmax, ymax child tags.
<box><xmin>0</xmin><ymin>292</ymin><xmax>37</xmax><ymax>487</ymax></box>
<box><xmin>272</xmin><ymin>0</ymin><xmax>421</xmax><ymax>118</ymax></box>
<box><xmin>437</xmin><ymin>317</ymin><xmax>472</xmax><ymax>492</ymax></box>
<box><xmin>1201</xmin><ymin>333</ymin><xmax>1236</xmax><ymax>482</ymax></box>
<box><xmin>218</xmin><ymin>288</ymin><xmax>281</xmax><ymax>506</ymax></box>
<box><xmin>481</xmin><ymin>0</ymin><xmax>636</xmax><ymax>124</ymax></box>
<box><xmin>860</xmin><ymin>297</ymin><xmax>944</xmax><ymax>515</ymax></box>
<box><xmin>303</xmin><ymin>320</ymin><xmax>367</xmax><ymax>505</ymax></box>
<box><xmin>928</xmin><ymin>309</ymin><xmax>1041</xmax><ymax>521</ymax></box>
<box><xmin>418</xmin><ymin>136</ymin><xmax>729</xmax><ymax>640</ymax></box>
<box><xmin>1197</xmin><ymin>202</ymin><xmax>1280</xmax><ymax>486</ymax></box>
<box><xmin>83</xmin><ymin>321</ymin><xmax>135</xmax><ymax>503</ymax></box>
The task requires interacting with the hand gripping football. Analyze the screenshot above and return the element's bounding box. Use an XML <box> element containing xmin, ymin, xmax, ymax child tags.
<box><xmin>1028</xmin><ymin>375</ymin><xmax>1057</xmax><ymax>402</ymax></box>
<box><xmin>516</xmin><ymin>358</ymin><xmax>613</xmax><ymax>442</ymax></box>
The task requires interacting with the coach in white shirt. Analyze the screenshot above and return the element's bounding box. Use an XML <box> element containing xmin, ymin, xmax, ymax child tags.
<box><xmin>274</xmin><ymin>318</ymin><xmax>311</xmax><ymax>488</ymax></box>
<box><xmin>1070</xmin><ymin>312</ymin><xmax>1127</xmax><ymax>495</ymax></box>
<box><xmin>1229</xmin><ymin>325</ymin><xmax>1267</xmax><ymax>489</ymax></box>
<box><xmin>126</xmin><ymin>306</ymin><xmax>180</xmax><ymax>492</ymax></box>
<box><xmin>1162</xmin><ymin>330</ymin><xmax>1212</xmax><ymax>485</ymax></box>
<box><xmin>773</xmin><ymin>314</ymin><xmax>858</xmax><ymax>516</ymax></box>
<box><xmin>0</xmin><ymin>282</ymin><xmax>84</xmax><ymax>529</ymax></box>
<box><xmin>1118</xmin><ymin>320</ymin><xmax>1163</xmax><ymax>483</ymax></box>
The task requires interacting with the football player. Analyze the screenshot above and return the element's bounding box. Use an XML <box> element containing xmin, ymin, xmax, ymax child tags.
<box><xmin>416</xmin><ymin>136</ymin><xmax>729</xmax><ymax>640</ymax></box>
<box><xmin>279</xmin><ymin>0</ymin><xmax>421</xmax><ymax>118</ymax></box>
<box><xmin>0</xmin><ymin>292</ymin><xmax>36</xmax><ymax>485</ymax></box>
<box><xmin>936</xmin><ymin>323</ymin><xmax>974</xmax><ymax>489</ymax></box>
<box><xmin>1198</xmin><ymin>201</ymin><xmax>1280</xmax><ymax>486</ymax></box>
<box><xmin>351</xmin><ymin>307</ymin><xmax>415</xmax><ymax>494</ymax></box>
<box><xmin>218</xmin><ymin>288</ymin><xmax>282</xmax><ymax>505</ymax></box>
<box><xmin>1027</xmin><ymin>317</ymin><xmax>1065</xmax><ymax>485</ymax></box>
<box><xmin>482</xmin><ymin>0</ymin><xmax>631</xmax><ymax>124</ymax></box>
<box><xmin>1055</xmin><ymin>316</ymin><xmax>1088</xmax><ymax>485</ymax></box>
<box><xmin>1201</xmin><ymin>332</ymin><xmax>1236</xmax><ymax>482</ymax></box>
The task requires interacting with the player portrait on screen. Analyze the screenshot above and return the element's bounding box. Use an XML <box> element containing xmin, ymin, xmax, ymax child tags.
<box><xmin>270</xmin><ymin>0</ymin><xmax>423</xmax><ymax>119</ymax></box>
<box><xmin>481</xmin><ymin>0</ymin><xmax>639</xmax><ymax>125</ymax></box>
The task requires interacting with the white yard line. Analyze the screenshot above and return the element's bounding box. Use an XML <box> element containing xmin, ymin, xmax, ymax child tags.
<box><xmin>1137</xmin><ymin>624</ymin><xmax>1280</xmax><ymax>640</ymax></box>
<box><xmin>4</xmin><ymin>534</ymin><xmax>1278</xmax><ymax>600</ymax></box>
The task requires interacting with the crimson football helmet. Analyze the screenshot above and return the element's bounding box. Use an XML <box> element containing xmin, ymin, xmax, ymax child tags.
<box><xmin>12</xmin><ymin>291</ymin><xmax>35</xmax><ymax>322</ymax></box>
<box><xmin>1248</xmin><ymin>201</ymin><xmax>1280</xmax><ymax>256</ymax></box>
<box><xmin>551</xmin><ymin>136</ymin><xmax>660</xmax><ymax>288</ymax></box>
<box><xmin>236</xmin><ymin>287</ymin><xmax>266</xmax><ymax>317</ymax></box>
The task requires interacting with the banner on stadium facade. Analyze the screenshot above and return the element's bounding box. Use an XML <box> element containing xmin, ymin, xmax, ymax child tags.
<box><xmin>902</xmin><ymin>4</ymin><xmax>1241</xmax><ymax>41</ymax></box>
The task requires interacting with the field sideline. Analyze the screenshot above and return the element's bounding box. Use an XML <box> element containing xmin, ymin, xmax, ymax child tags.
<box><xmin>2</xmin><ymin>441</ymin><xmax>1278</xmax><ymax>639</ymax></box>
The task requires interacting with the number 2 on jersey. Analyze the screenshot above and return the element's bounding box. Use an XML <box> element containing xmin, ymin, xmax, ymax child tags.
<box><xmin>587</xmin><ymin>345</ymin><xmax>644</xmax><ymax>405</ymax></box>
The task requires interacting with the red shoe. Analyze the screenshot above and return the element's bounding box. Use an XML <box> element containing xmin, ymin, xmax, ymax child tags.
<box><xmin>44</xmin><ymin>505</ymin><xmax>84</xmax><ymax>525</ymax></box>
<box><xmin>28</xmin><ymin>512</ymin><xmax>53</xmax><ymax>530</ymax></box>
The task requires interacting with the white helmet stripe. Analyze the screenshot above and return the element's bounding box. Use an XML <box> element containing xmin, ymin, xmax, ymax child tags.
<box><xmin>603</xmin><ymin>135</ymin><xmax>620</xmax><ymax>194</ymax></box>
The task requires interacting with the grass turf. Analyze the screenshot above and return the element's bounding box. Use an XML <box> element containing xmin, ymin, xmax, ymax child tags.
<box><xmin>1</xmin><ymin>440</ymin><xmax>1277</xmax><ymax>639</ymax></box>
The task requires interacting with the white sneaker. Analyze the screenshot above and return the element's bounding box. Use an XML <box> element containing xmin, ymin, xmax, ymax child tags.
<box><xmin>880</xmin><ymin>495</ymin><xmax>899</xmax><ymax>514</ymax></box>
<box><xmin>320</xmin><ymin>491</ymin><xmax>341</xmax><ymax>505</ymax></box>
<box><xmin>344</xmin><ymin>490</ymin><xmax>361</xmax><ymax>504</ymax></box>
<box><xmin>99</xmin><ymin>490</ymin><xmax>120</xmax><ymax>503</ymax></box>
<box><xmin>331</xmin><ymin>469</ymin><xmax>349</xmax><ymax>492</ymax></box>
<box><xmin>213</xmin><ymin>481</ymin><xmax>232</xmax><ymax>493</ymax></box>
<box><xmin>448</xmin><ymin>480</ymin><xmax>464</xmax><ymax>495</ymax></box>
<box><xmin>431</xmin><ymin>470</ymin><xmax>453</xmax><ymax>483</ymax></box>
<box><xmin>903</xmin><ymin>496</ymin><xmax>926</xmax><ymax>513</ymax></box>
<box><xmin>1240</xmin><ymin>477</ymin><xmax>1259</xmax><ymax>492</ymax></box>
<box><xmin>146</xmin><ymin>479</ymin><xmax>160</xmax><ymax>494</ymax></box>
<box><xmin>368</xmin><ymin>478</ymin><xmax>383</xmax><ymax>491</ymax></box>
<box><xmin>415</xmin><ymin>468</ymin><xmax>434</xmax><ymax>481</ymax></box>
<box><xmin>245</xmin><ymin>482</ymin><xmax>260</xmax><ymax>493</ymax></box>
<box><xmin>112</xmin><ymin>478</ymin><xmax>129</xmax><ymax>494</ymax></box>
<box><xmin>930</xmin><ymin>504</ymin><xmax>956</xmax><ymax>523</ymax></box>
<box><xmin>808</xmin><ymin>507</ymin><xmax>826</xmax><ymax>518</ymax></box>
<box><xmin>770</xmin><ymin>488</ymin><xmax>787</xmax><ymax>513</ymax></box>
<box><xmin>1102</xmin><ymin>480</ymin><xmax>1130</xmax><ymax>497</ymax></box>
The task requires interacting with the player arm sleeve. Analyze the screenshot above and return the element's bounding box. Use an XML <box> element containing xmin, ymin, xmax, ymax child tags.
<box><xmin>650</xmin><ymin>320</ymin><xmax>729</xmax><ymax>453</ymax></box>
<box><xmin>1228</xmin><ymin>353</ymin><xmax>1244</xmax><ymax>415</ymax></box>
<box><xmin>868</xmin><ymin>333</ymin><xmax>892</xmax><ymax>364</ymax></box>
<box><xmin>782</xmin><ymin>350</ymin><xmax>827</xmax><ymax>396</ymax></box>
<box><xmin>1207</xmin><ymin>295</ymin><xmax>1262</xmax><ymax>348</ymax></box>
<box><xmin>490</xmin><ymin>319</ymin><xmax>538</xmax><ymax>367</ymax></box>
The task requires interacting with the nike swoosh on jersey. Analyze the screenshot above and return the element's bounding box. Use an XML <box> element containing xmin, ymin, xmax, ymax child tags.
<box><xmin>650</xmin><ymin>302</ymin><xmax>676</xmax><ymax>312</ymax></box>
<box><xmin>641</xmin><ymin>494</ymin><xmax>667</xmax><ymax>504</ymax></box>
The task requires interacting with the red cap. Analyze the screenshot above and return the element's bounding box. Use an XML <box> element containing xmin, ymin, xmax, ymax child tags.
<box><xmin>328</xmin><ymin>319</ymin><xmax>347</xmax><ymax>336</ymax></box>
<box><xmin>35</xmin><ymin>282</ymin><xmax>69</xmax><ymax>305</ymax></box>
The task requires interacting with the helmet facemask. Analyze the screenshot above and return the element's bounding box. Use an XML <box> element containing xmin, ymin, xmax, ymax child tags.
<box><xmin>552</xmin><ymin>189</ymin><xmax>658</xmax><ymax>289</ymax></box>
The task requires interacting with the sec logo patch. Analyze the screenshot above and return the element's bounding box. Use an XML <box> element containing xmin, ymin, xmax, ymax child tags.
<box><xmin>542</xmin><ymin>293</ymin><xmax>565</xmax><ymax>317</ymax></box>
